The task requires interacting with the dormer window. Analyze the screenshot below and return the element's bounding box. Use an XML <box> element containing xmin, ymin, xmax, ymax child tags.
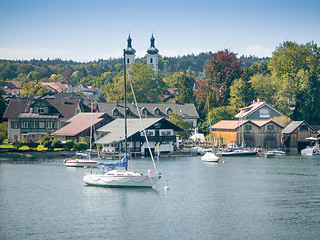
<box><xmin>38</xmin><ymin>107</ymin><xmax>44</xmax><ymax>114</ymax></box>
<box><xmin>141</xmin><ymin>107</ymin><xmax>148</xmax><ymax>115</ymax></box>
<box><xmin>153</xmin><ymin>107</ymin><xmax>160</xmax><ymax>115</ymax></box>
<box><xmin>112</xmin><ymin>108</ymin><xmax>119</xmax><ymax>116</ymax></box>
<box><xmin>166</xmin><ymin>107</ymin><xmax>172</xmax><ymax>115</ymax></box>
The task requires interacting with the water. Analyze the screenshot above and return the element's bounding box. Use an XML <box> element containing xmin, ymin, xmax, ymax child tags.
<box><xmin>1</xmin><ymin>155</ymin><xmax>320</xmax><ymax>240</ymax></box>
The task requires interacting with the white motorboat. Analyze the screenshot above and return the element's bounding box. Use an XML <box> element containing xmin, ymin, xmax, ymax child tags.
<box><xmin>301</xmin><ymin>146</ymin><xmax>320</xmax><ymax>156</ymax></box>
<box><xmin>83</xmin><ymin>49</ymin><xmax>161</xmax><ymax>188</ymax></box>
<box><xmin>201</xmin><ymin>152</ymin><xmax>220</xmax><ymax>162</ymax></box>
<box><xmin>218</xmin><ymin>147</ymin><xmax>258</xmax><ymax>157</ymax></box>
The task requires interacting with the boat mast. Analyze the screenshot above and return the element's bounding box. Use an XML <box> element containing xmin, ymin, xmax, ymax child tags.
<box><xmin>123</xmin><ymin>49</ymin><xmax>128</xmax><ymax>170</ymax></box>
<box><xmin>89</xmin><ymin>101</ymin><xmax>93</xmax><ymax>160</ymax></box>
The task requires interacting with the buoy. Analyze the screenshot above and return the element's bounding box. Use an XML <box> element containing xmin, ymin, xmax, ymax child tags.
<box><xmin>222</xmin><ymin>161</ymin><xmax>226</xmax><ymax>164</ymax></box>
<box><xmin>164</xmin><ymin>185</ymin><xmax>169</xmax><ymax>191</ymax></box>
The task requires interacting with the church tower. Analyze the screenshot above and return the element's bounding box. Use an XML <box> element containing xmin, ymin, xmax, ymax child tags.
<box><xmin>124</xmin><ymin>34</ymin><xmax>136</xmax><ymax>67</ymax></box>
<box><xmin>146</xmin><ymin>34</ymin><xmax>159</xmax><ymax>71</ymax></box>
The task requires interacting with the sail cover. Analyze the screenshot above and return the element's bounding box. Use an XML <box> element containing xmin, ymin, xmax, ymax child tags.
<box><xmin>76</xmin><ymin>151</ymin><xmax>91</xmax><ymax>157</ymax></box>
<box><xmin>99</xmin><ymin>154</ymin><xmax>128</xmax><ymax>169</ymax></box>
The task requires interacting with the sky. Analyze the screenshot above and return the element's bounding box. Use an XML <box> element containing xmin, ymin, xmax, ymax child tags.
<box><xmin>0</xmin><ymin>0</ymin><xmax>319</xmax><ymax>62</ymax></box>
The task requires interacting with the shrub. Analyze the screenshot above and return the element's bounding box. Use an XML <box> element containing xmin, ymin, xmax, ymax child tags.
<box><xmin>64</xmin><ymin>140</ymin><xmax>75</xmax><ymax>151</ymax></box>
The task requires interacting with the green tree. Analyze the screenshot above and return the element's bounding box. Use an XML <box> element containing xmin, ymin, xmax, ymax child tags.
<box><xmin>0</xmin><ymin>122</ymin><xmax>7</xmax><ymax>144</ymax></box>
<box><xmin>169</xmin><ymin>111</ymin><xmax>192</xmax><ymax>140</ymax></box>
<box><xmin>268</xmin><ymin>41</ymin><xmax>320</xmax><ymax>122</ymax></box>
<box><xmin>103</xmin><ymin>62</ymin><xmax>166</xmax><ymax>103</ymax></box>
<box><xmin>20</xmin><ymin>81</ymin><xmax>48</xmax><ymax>96</ymax></box>
<box><xmin>175</xmin><ymin>73</ymin><xmax>196</xmax><ymax>103</ymax></box>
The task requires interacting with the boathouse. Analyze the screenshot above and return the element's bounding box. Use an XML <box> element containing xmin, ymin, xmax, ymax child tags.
<box><xmin>282</xmin><ymin>121</ymin><xmax>318</xmax><ymax>152</ymax></box>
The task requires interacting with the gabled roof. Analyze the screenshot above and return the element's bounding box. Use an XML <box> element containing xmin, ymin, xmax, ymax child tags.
<box><xmin>46</xmin><ymin>99</ymin><xmax>81</xmax><ymax>119</ymax></box>
<box><xmin>211</xmin><ymin>119</ymin><xmax>283</xmax><ymax>130</ymax></box>
<box><xmin>3</xmin><ymin>98</ymin><xmax>31</xmax><ymax>118</ymax></box>
<box><xmin>3</xmin><ymin>97</ymin><xmax>81</xmax><ymax>120</ymax></box>
<box><xmin>52</xmin><ymin>113</ymin><xmax>106</xmax><ymax>136</ymax></box>
<box><xmin>282</xmin><ymin>121</ymin><xmax>317</xmax><ymax>134</ymax></box>
<box><xmin>235</xmin><ymin>101</ymin><xmax>285</xmax><ymax>118</ymax></box>
<box><xmin>42</xmin><ymin>82</ymin><xmax>69</xmax><ymax>92</ymax></box>
<box><xmin>95</xmin><ymin>118</ymin><xmax>182</xmax><ymax>144</ymax></box>
<box><xmin>98</xmin><ymin>102</ymin><xmax>199</xmax><ymax>120</ymax></box>
<box><xmin>211</xmin><ymin>120</ymin><xmax>242</xmax><ymax>130</ymax></box>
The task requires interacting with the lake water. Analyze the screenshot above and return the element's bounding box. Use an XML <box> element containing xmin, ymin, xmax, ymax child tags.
<box><xmin>1</xmin><ymin>154</ymin><xmax>320</xmax><ymax>240</ymax></box>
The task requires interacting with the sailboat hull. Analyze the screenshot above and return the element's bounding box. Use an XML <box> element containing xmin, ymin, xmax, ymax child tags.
<box><xmin>83</xmin><ymin>170</ymin><xmax>161</xmax><ymax>187</ymax></box>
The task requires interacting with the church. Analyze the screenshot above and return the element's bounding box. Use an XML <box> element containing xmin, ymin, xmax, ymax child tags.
<box><xmin>124</xmin><ymin>34</ymin><xmax>159</xmax><ymax>71</ymax></box>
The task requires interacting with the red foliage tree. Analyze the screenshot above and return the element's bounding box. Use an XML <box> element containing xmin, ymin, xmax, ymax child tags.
<box><xmin>204</xmin><ymin>50</ymin><xmax>243</xmax><ymax>106</ymax></box>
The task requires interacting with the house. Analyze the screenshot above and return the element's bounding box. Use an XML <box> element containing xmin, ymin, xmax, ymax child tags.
<box><xmin>66</xmin><ymin>84</ymin><xmax>101</xmax><ymax>101</ymax></box>
<box><xmin>3</xmin><ymin>94</ymin><xmax>89</xmax><ymax>142</ymax></box>
<box><xmin>282</xmin><ymin>121</ymin><xmax>318</xmax><ymax>152</ymax></box>
<box><xmin>41</xmin><ymin>82</ymin><xmax>69</xmax><ymax>93</ymax></box>
<box><xmin>211</xmin><ymin>119</ymin><xmax>284</xmax><ymax>149</ymax></box>
<box><xmin>98</xmin><ymin>102</ymin><xmax>199</xmax><ymax>128</ymax></box>
<box><xmin>4</xmin><ymin>80</ymin><xmax>23</xmax><ymax>96</ymax></box>
<box><xmin>235</xmin><ymin>100</ymin><xmax>286</xmax><ymax>120</ymax></box>
<box><xmin>51</xmin><ymin>112</ymin><xmax>113</xmax><ymax>142</ymax></box>
<box><xmin>95</xmin><ymin>118</ymin><xmax>183</xmax><ymax>155</ymax></box>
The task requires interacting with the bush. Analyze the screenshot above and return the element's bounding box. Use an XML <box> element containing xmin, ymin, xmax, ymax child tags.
<box><xmin>63</xmin><ymin>140</ymin><xmax>75</xmax><ymax>151</ymax></box>
<box><xmin>43</xmin><ymin>140</ymin><xmax>54</xmax><ymax>151</ymax></box>
<box><xmin>40</xmin><ymin>135</ymin><xmax>51</xmax><ymax>145</ymax></box>
<box><xmin>52</xmin><ymin>140</ymin><xmax>63</xmax><ymax>148</ymax></box>
<box><xmin>75</xmin><ymin>142</ymin><xmax>89</xmax><ymax>152</ymax></box>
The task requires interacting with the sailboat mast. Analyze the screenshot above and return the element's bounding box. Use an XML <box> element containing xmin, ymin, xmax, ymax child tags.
<box><xmin>89</xmin><ymin>101</ymin><xmax>93</xmax><ymax>160</ymax></box>
<box><xmin>123</xmin><ymin>49</ymin><xmax>128</xmax><ymax>169</ymax></box>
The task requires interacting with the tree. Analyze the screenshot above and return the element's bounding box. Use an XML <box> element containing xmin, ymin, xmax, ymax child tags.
<box><xmin>268</xmin><ymin>41</ymin><xmax>320</xmax><ymax>123</ymax></box>
<box><xmin>0</xmin><ymin>122</ymin><xmax>7</xmax><ymax>144</ymax></box>
<box><xmin>204</xmin><ymin>50</ymin><xmax>243</xmax><ymax>107</ymax></box>
<box><xmin>169</xmin><ymin>111</ymin><xmax>192</xmax><ymax>140</ymax></box>
<box><xmin>175</xmin><ymin>73</ymin><xmax>196</xmax><ymax>103</ymax></box>
<box><xmin>20</xmin><ymin>81</ymin><xmax>48</xmax><ymax>96</ymax></box>
<box><xmin>102</xmin><ymin>62</ymin><xmax>166</xmax><ymax>103</ymax></box>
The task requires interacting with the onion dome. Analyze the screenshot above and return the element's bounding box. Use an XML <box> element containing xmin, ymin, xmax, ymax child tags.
<box><xmin>124</xmin><ymin>34</ymin><xmax>136</xmax><ymax>55</ymax></box>
<box><xmin>146</xmin><ymin>34</ymin><xmax>159</xmax><ymax>54</ymax></box>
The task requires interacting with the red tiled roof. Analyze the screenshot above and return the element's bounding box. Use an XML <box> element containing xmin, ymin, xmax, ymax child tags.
<box><xmin>211</xmin><ymin>120</ymin><xmax>245</xmax><ymax>130</ymax></box>
<box><xmin>42</xmin><ymin>82</ymin><xmax>69</xmax><ymax>92</ymax></box>
<box><xmin>52</xmin><ymin>113</ymin><xmax>105</xmax><ymax>136</ymax></box>
<box><xmin>235</xmin><ymin>101</ymin><xmax>266</xmax><ymax>118</ymax></box>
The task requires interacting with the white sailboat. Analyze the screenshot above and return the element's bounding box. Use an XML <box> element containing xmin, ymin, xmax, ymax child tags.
<box><xmin>83</xmin><ymin>50</ymin><xmax>161</xmax><ymax>187</ymax></box>
<box><xmin>64</xmin><ymin>103</ymin><xmax>99</xmax><ymax>167</ymax></box>
<box><xmin>201</xmin><ymin>99</ymin><xmax>219</xmax><ymax>162</ymax></box>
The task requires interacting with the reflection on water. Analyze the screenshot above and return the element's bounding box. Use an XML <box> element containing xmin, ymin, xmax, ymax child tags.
<box><xmin>1</xmin><ymin>155</ymin><xmax>320</xmax><ymax>240</ymax></box>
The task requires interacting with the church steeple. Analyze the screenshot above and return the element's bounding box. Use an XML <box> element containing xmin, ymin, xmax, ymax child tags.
<box><xmin>146</xmin><ymin>34</ymin><xmax>159</xmax><ymax>70</ymax></box>
<box><xmin>124</xmin><ymin>34</ymin><xmax>136</xmax><ymax>67</ymax></box>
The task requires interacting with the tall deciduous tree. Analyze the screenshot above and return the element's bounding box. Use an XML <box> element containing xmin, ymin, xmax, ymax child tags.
<box><xmin>204</xmin><ymin>50</ymin><xmax>243</xmax><ymax>107</ymax></box>
<box><xmin>175</xmin><ymin>72</ymin><xmax>196</xmax><ymax>103</ymax></box>
<box><xmin>102</xmin><ymin>62</ymin><xmax>166</xmax><ymax>103</ymax></box>
<box><xmin>268</xmin><ymin>41</ymin><xmax>320</xmax><ymax>123</ymax></box>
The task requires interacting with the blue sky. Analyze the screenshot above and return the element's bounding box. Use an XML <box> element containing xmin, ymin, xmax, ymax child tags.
<box><xmin>0</xmin><ymin>0</ymin><xmax>319</xmax><ymax>62</ymax></box>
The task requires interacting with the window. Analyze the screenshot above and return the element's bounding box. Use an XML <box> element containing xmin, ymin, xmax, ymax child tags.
<box><xmin>300</xmin><ymin>125</ymin><xmax>308</xmax><ymax>131</ymax></box>
<box><xmin>39</xmin><ymin>122</ymin><xmax>45</xmax><ymax>129</ymax></box>
<box><xmin>142</xmin><ymin>107</ymin><xmax>148</xmax><ymax>115</ymax></box>
<box><xmin>267</xmin><ymin>125</ymin><xmax>274</xmax><ymax>130</ymax></box>
<box><xmin>259</xmin><ymin>108</ymin><xmax>270</xmax><ymax>118</ymax></box>
<box><xmin>153</xmin><ymin>107</ymin><xmax>160</xmax><ymax>115</ymax></box>
<box><xmin>22</xmin><ymin>122</ymin><xmax>29</xmax><ymax>128</ymax></box>
<box><xmin>166</xmin><ymin>107</ymin><xmax>172</xmax><ymax>115</ymax></box>
<box><xmin>127</xmin><ymin>58</ymin><xmax>130</xmax><ymax>64</ymax></box>
<box><xmin>245</xmin><ymin>125</ymin><xmax>252</xmax><ymax>130</ymax></box>
<box><xmin>38</xmin><ymin>107</ymin><xmax>44</xmax><ymax>114</ymax></box>
<box><xmin>112</xmin><ymin>108</ymin><xmax>119</xmax><ymax>116</ymax></box>
<box><xmin>150</xmin><ymin>58</ymin><xmax>153</xmax><ymax>64</ymax></box>
<box><xmin>31</xmin><ymin>122</ymin><xmax>37</xmax><ymax>128</ymax></box>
